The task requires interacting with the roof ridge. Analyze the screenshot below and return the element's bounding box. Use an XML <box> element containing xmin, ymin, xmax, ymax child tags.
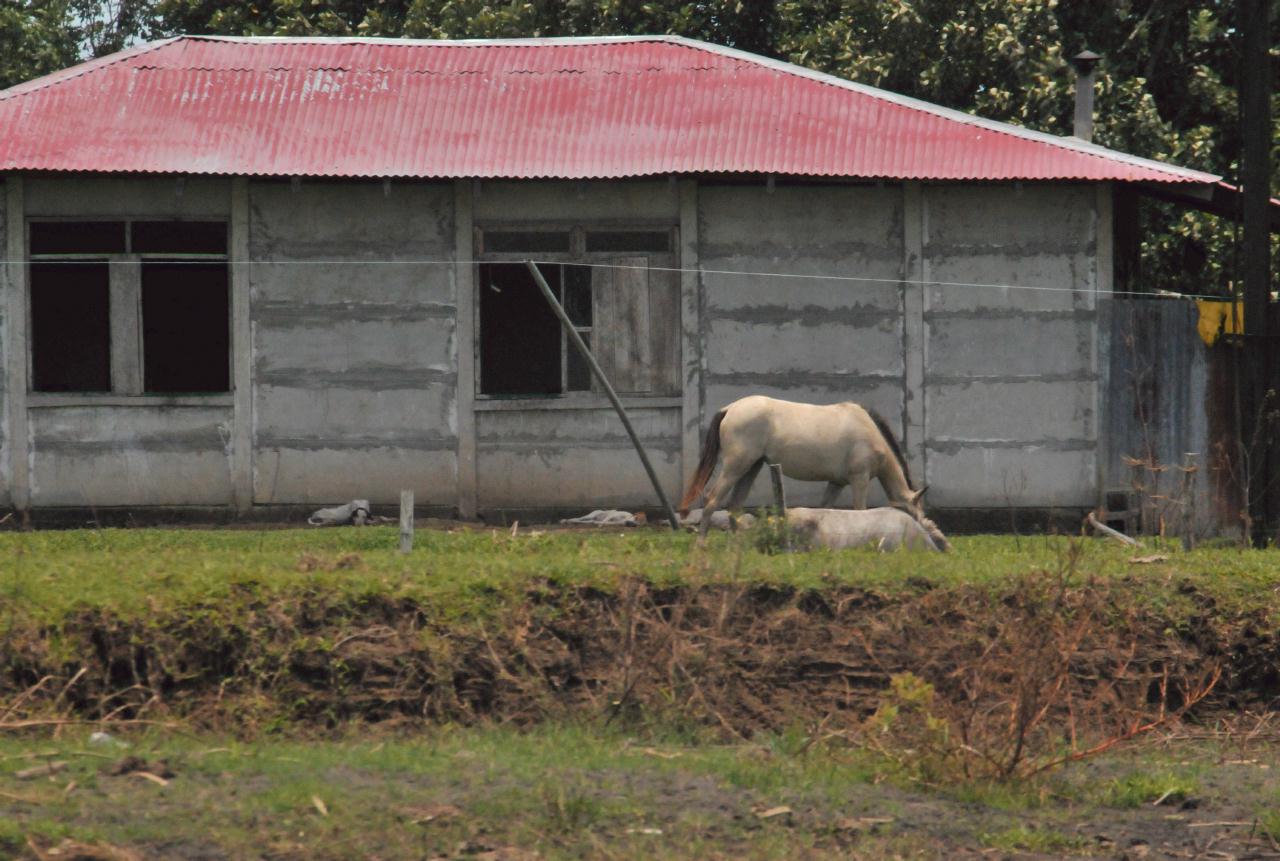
<box><xmin>0</xmin><ymin>38</ymin><xmax>181</xmax><ymax>102</ymax></box>
<box><xmin>657</xmin><ymin>35</ymin><xmax>1218</xmax><ymax>184</ymax></box>
<box><xmin>180</xmin><ymin>34</ymin><xmax>678</xmax><ymax>46</ymax></box>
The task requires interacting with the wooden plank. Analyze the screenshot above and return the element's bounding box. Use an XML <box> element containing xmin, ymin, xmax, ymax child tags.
<box><xmin>4</xmin><ymin>177</ymin><xmax>29</xmax><ymax>512</ymax></box>
<box><xmin>613</xmin><ymin>256</ymin><xmax>650</xmax><ymax>393</ymax></box>
<box><xmin>230</xmin><ymin>177</ymin><xmax>253</xmax><ymax>512</ymax></box>
<box><xmin>454</xmin><ymin>180</ymin><xmax>477</xmax><ymax>519</ymax></box>
<box><xmin>648</xmin><ymin>257</ymin><xmax>681</xmax><ymax>394</ymax></box>
<box><xmin>590</xmin><ymin>263</ymin><xmax>617</xmax><ymax>391</ymax></box>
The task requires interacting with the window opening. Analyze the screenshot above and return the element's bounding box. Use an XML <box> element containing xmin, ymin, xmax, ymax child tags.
<box><xmin>142</xmin><ymin>261</ymin><xmax>230</xmax><ymax>393</ymax></box>
<box><xmin>480</xmin><ymin>262</ymin><xmax>563</xmax><ymax>395</ymax></box>
<box><xmin>28</xmin><ymin>218</ymin><xmax>230</xmax><ymax>396</ymax></box>
<box><xmin>132</xmin><ymin>221</ymin><xmax>228</xmax><ymax>255</ymax></box>
<box><xmin>30</xmin><ymin>221</ymin><xmax>126</xmax><ymax>255</ymax></box>
<box><xmin>476</xmin><ymin>226</ymin><xmax>678</xmax><ymax>399</ymax></box>
<box><xmin>483</xmin><ymin>231</ymin><xmax>572</xmax><ymax>254</ymax></box>
<box><xmin>30</xmin><ymin>262</ymin><xmax>112</xmax><ymax>392</ymax></box>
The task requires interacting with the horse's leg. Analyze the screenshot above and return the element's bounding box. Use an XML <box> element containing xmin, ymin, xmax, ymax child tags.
<box><xmin>848</xmin><ymin>471</ymin><xmax>870</xmax><ymax>510</ymax></box>
<box><xmin>819</xmin><ymin>482</ymin><xmax>844</xmax><ymax>508</ymax></box>
<box><xmin>699</xmin><ymin>459</ymin><xmax>751</xmax><ymax>540</ymax></box>
<box><xmin>723</xmin><ymin>458</ymin><xmax>766</xmax><ymax>529</ymax></box>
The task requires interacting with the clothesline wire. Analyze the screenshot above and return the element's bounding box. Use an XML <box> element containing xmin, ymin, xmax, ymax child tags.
<box><xmin>1</xmin><ymin>256</ymin><xmax>1238</xmax><ymax>302</ymax></box>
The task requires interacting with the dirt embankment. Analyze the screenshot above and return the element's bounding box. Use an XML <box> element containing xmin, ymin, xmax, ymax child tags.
<box><xmin>2</xmin><ymin>575</ymin><xmax>1277</xmax><ymax>734</ymax></box>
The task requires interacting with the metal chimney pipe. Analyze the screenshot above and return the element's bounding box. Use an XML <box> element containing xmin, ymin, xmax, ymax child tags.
<box><xmin>1069</xmin><ymin>50</ymin><xmax>1101</xmax><ymax>141</ymax></box>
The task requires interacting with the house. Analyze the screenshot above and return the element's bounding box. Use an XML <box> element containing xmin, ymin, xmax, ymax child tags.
<box><xmin>0</xmin><ymin>35</ymin><xmax>1221</xmax><ymax>521</ymax></box>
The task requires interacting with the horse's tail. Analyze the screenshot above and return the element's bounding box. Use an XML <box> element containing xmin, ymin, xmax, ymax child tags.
<box><xmin>866</xmin><ymin>408</ymin><xmax>912</xmax><ymax>490</ymax></box>
<box><xmin>679</xmin><ymin>408</ymin><xmax>727</xmax><ymax>514</ymax></box>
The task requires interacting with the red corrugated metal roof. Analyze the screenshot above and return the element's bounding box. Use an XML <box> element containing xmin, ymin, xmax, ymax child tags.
<box><xmin>0</xmin><ymin>35</ymin><xmax>1219</xmax><ymax>183</ymax></box>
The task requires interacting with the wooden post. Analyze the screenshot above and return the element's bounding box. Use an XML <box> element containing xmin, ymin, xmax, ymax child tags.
<box><xmin>525</xmin><ymin>260</ymin><xmax>681</xmax><ymax>531</ymax></box>
<box><xmin>1241</xmin><ymin>0</ymin><xmax>1273</xmax><ymax>544</ymax></box>
<box><xmin>399</xmin><ymin>490</ymin><xmax>414</xmax><ymax>554</ymax></box>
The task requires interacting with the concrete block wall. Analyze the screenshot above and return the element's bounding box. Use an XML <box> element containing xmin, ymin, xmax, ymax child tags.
<box><xmin>248</xmin><ymin>181</ymin><xmax>457</xmax><ymax>506</ymax></box>
<box><xmin>1</xmin><ymin>173</ymin><xmax>1110</xmax><ymax>516</ymax></box>
<box><xmin>921</xmin><ymin>184</ymin><xmax>1100</xmax><ymax>507</ymax></box>
<box><xmin>21</xmin><ymin>177</ymin><xmax>237</xmax><ymax>508</ymax></box>
<box><xmin>697</xmin><ymin>184</ymin><xmax>907</xmax><ymax>506</ymax></box>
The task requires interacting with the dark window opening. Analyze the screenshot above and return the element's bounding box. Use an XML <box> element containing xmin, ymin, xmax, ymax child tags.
<box><xmin>142</xmin><ymin>261</ymin><xmax>231</xmax><ymax>393</ymax></box>
<box><xmin>585</xmin><ymin>230</ymin><xmax>671</xmax><ymax>253</ymax></box>
<box><xmin>132</xmin><ymin>221</ymin><xmax>228</xmax><ymax>255</ymax></box>
<box><xmin>480</xmin><ymin>262</ymin><xmax>564</xmax><ymax>395</ymax></box>
<box><xmin>483</xmin><ymin>231</ymin><xmax>572</xmax><ymax>254</ymax></box>
<box><xmin>30</xmin><ymin>221</ymin><xmax>126</xmax><ymax>255</ymax></box>
<box><xmin>30</xmin><ymin>262</ymin><xmax>111</xmax><ymax>392</ymax></box>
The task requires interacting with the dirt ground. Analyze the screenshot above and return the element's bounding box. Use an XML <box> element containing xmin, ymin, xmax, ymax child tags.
<box><xmin>4</xmin><ymin>731</ymin><xmax>1279</xmax><ymax>860</ymax></box>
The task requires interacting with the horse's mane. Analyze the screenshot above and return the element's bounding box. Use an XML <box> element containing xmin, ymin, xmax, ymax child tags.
<box><xmin>865</xmin><ymin>407</ymin><xmax>913</xmax><ymax>489</ymax></box>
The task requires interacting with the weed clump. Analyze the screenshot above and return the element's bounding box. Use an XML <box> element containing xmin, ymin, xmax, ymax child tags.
<box><xmin>856</xmin><ymin>545</ymin><xmax>1221</xmax><ymax>784</ymax></box>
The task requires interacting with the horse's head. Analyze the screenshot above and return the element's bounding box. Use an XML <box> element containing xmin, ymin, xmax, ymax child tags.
<box><xmin>905</xmin><ymin>484</ymin><xmax>929</xmax><ymax>519</ymax></box>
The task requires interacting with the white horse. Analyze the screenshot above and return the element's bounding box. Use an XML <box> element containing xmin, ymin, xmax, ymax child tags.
<box><xmin>785</xmin><ymin>506</ymin><xmax>951</xmax><ymax>552</ymax></box>
<box><xmin>679</xmin><ymin>396</ymin><xmax>925</xmax><ymax>539</ymax></box>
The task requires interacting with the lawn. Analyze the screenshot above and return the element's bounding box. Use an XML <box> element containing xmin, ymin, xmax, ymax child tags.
<box><xmin>2</xmin><ymin>525</ymin><xmax>1278</xmax><ymax>627</ymax></box>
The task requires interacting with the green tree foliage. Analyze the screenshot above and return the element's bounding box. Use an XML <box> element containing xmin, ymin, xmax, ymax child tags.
<box><xmin>2</xmin><ymin>0</ymin><xmax>1274</xmax><ymax>295</ymax></box>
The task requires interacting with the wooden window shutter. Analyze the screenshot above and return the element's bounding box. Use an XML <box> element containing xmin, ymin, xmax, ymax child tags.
<box><xmin>590</xmin><ymin>256</ymin><xmax>680</xmax><ymax>395</ymax></box>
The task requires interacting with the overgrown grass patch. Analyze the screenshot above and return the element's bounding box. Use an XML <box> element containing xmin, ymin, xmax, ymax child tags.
<box><xmin>3</xmin><ymin>528</ymin><xmax>1278</xmax><ymax>632</ymax></box>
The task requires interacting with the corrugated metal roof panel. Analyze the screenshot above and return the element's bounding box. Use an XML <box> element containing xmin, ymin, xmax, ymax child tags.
<box><xmin>0</xmin><ymin>35</ymin><xmax>1220</xmax><ymax>183</ymax></box>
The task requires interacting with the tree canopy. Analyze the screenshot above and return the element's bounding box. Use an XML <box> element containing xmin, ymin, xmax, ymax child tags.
<box><xmin>1</xmin><ymin>0</ymin><xmax>1275</xmax><ymax>295</ymax></box>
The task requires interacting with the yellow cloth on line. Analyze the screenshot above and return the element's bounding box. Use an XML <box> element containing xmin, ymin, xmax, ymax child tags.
<box><xmin>1195</xmin><ymin>300</ymin><xmax>1243</xmax><ymax>347</ymax></box>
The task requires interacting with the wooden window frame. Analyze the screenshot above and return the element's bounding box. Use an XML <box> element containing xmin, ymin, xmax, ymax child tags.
<box><xmin>26</xmin><ymin>217</ymin><xmax>232</xmax><ymax>404</ymax></box>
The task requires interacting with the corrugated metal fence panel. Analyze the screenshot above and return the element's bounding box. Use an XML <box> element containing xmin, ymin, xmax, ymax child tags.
<box><xmin>1104</xmin><ymin>297</ymin><xmax>1229</xmax><ymax>537</ymax></box>
<box><xmin>0</xmin><ymin>36</ymin><xmax>1219</xmax><ymax>182</ymax></box>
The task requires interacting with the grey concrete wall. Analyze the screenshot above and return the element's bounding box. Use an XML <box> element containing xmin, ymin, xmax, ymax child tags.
<box><xmin>922</xmin><ymin>184</ymin><xmax>1099</xmax><ymax>507</ymax></box>
<box><xmin>24</xmin><ymin>176</ymin><xmax>229</xmax><ymax>217</ymax></box>
<box><xmin>473</xmin><ymin>179</ymin><xmax>679</xmax><ymax>222</ymax></box>
<box><xmin>23</xmin><ymin>177</ymin><xmax>236</xmax><ymax>508</ymax></box>
<box><xmin>698</xmin><ymin>183</ymin><xmax>906</xmax><ymax>506</ymax></box>
<box><xmin>30</xmin><ymin>406</ymin><xmax>234</xmax><ymax>506</ymax></box>
<box><xmin>249</xmin><ymin>180</ymin><xmax>457</xmax><ymax>506</ymax></box>
<box><xmin>476</xmin><ymin>406</ymin><xmax>681</xmax><ymax>509</ymax></box>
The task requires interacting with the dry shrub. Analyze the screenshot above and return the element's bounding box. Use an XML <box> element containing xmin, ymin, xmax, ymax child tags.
<box><xmin>0</xmin><ymin>555</ymin><xmax>1240</xmax><ymax>741</ymax></box>
<box><xmin>859</xmin><ymin>543</ymin><xmax>1222</xmax><ymax>783</ymax></box>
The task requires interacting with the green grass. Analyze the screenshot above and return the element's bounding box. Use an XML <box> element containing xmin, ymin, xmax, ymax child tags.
<box><xmin>2</xmin><ymin>527</ymin><xmax>1278</xmax><ymax>631</ymax></box>
<box><xmin>979</xmin><ymin>824</ymin><xmax>1094</xmax><ymax>855</ymax></box>
<box><xmin>1101</xmin><ymin>769</ymin><xmax>1201</xmax><ymax>808</ymax></box>
<box><xmin>1259</xmin><ymin>807</ymin><xmax>1280</xmax><ymax>843</ymax></box>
